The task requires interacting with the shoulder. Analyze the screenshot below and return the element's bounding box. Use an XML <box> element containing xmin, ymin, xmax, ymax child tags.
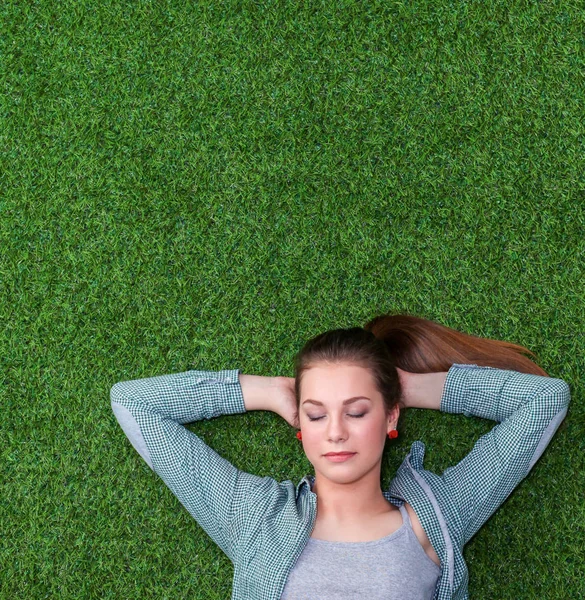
<box><xmin>404</xmin><ymin>502</ymin><xmax>441</xmax><ymax>567</ymax></box>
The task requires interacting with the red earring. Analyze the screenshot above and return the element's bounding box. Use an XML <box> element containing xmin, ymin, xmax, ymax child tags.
<box><xmin>388</xmin><ymin>429</ymin><xmax>399</xmax><ymax>439</ymax></box>
<box><xmin>296</xmin><ymin>431</ymin><xmax>302</xmax><ymax>440</ymax></box>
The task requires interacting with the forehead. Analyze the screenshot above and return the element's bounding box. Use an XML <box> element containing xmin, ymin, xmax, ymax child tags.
<box><xmin>301</xmin><ymin>363</ymin><xmax>377</xmax><ymax>395</ymax></box>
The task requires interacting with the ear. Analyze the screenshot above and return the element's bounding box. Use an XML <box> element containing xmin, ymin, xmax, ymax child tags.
<box><xmin>387</xmin><ymin>404</ymin><xmax>400</xmax><ymax>430</ymax></box>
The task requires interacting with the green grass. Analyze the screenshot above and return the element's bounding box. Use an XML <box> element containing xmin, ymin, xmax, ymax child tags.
<box><xmin>1</xmin><ymin>0</ymin><xmax>584</xmax><ymax>598</ymax></box>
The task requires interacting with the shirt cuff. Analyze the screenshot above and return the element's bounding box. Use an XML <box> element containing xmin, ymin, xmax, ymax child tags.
<box><xmin>440</xmin><ymin>363</ymin><xmax>481</xmax><ymax>414</ymax></box>
<box><xmin>193</xmin><ymin>368</ymin><xmax>247</xmax><ymax>416</ymax></box>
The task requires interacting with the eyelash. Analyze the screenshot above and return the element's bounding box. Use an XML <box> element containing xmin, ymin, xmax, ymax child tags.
<box><xmin>308</xmin><ymin>413</ymin><xmax>366</xmax><ymax>421</ymax></box>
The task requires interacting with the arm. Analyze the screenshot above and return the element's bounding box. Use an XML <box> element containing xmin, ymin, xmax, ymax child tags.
<box><xmin>401</xmin><ymin>364</ymin><xmax>571</xmax><ymax>545</ymax></box>
<box><xmin>397</xmin><ymin>368</ymin><xmax>448</xmax><ymax>410</ymax></box>
<box><xmin>110</xmin><ymin>368</ymin><xmax>279</xmax><ymax>562</ymax></box>
<box><xmin>239</xmin><ymin>373</ymin><xmax>287</xmax><ymax>411</ymax></box>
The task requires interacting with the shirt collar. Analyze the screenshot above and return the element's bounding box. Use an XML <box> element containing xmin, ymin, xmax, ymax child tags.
<box><xmin>296</xmin><ymin>473</ymin><xmax>316</xmax><ymax>497</ymax></box>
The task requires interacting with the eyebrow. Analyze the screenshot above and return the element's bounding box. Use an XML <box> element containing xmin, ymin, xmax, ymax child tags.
<box><xmin>302</xmin><ymin>397</ymin><xmax>371</xmax><ymax>407</ymax></box>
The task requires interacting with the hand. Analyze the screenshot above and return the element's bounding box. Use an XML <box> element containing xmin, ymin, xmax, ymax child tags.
<box><xmin>271</xmin><ymin>376</ymin><xmax>299</xmax><ymax>429</ymax></box>
<box><xmin>395</xmin><ymin>366</ymin><xmax>411</xmax><ymax>407</ymax></box>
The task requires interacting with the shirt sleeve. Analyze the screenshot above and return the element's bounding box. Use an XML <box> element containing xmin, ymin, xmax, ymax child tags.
<box><xmin>110</xmin><ymin>368</ymin><xmax>266</xmax><ymax>563</ymax></box>
<box><xmin>438</xmin><ymin>363</ymin><xmax>571</xmax><ymax>545</ymax></box>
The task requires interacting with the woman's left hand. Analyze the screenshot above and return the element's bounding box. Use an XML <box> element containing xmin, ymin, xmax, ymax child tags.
<box><xmin>395</xmin><ymin>366</ymin><xmax>411</xmax><ymax>407</ymax></box>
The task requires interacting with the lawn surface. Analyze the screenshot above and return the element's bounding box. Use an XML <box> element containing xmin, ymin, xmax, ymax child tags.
<box><xmin>1</xmin><ymin>1</ymin><xmax>584</xmax><ymax>598</ymax></box>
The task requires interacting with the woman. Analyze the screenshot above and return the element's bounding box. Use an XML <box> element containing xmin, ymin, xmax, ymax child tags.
<box><xmin>111</xmin><ymin>314</ymin><xmax>571</xmax><ymax>599</ymax></box>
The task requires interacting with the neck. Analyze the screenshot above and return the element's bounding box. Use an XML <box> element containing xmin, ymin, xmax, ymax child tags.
<box><xmin>311</xmin><ymin>465</ymin><xmax>393</xmax><ymax>523</ymax></box>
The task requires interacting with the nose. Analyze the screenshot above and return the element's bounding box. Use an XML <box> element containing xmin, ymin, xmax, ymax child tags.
<box><xmin>326</xmin><ymin>414</ymin><xmax>348</xmax><ymax>441</ymax></box>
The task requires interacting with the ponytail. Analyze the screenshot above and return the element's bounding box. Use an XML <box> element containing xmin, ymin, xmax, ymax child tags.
<box><xmin>363</xmin><ymin>314</ymin><xmax>548</xmax><ymax>376</ymax></box>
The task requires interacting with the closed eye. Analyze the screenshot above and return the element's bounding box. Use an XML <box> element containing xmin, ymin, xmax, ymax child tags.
<box><xmin>308</xmin><ymin>413</ymin><xmax>366</xmax><ymax>421</ymax></box>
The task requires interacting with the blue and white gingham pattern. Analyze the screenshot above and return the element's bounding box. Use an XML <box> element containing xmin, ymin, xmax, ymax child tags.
<box><xmin>439</xmin><ymin>364</ymin><xmax>570</xmax><ymax>545</ymax></box>
<box><xmin>111</xmin><ymin>364</ymin><xmax>571</xmax><ymax>600</ymax></box>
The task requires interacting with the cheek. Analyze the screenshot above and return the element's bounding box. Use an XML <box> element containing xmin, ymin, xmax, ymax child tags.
<box><xmin>356</xmin><ymin>423</ymin><xmax>384</xmax><ymax>445</ymax></box>
<box><xmin>302</xmin><ymin>430</ymin><xmax>332</xmax><ymax>457</ymax></box>
<box><xmin>302</xmin><ymin>430</ymin><xmax>320</xmax><ymax>450</ymax></box>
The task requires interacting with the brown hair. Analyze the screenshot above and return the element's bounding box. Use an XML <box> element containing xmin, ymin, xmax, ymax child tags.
<box><xmin>294</xmin><ymin>313</ymin><xmax>547</xmax><ymax>416</ymax></box>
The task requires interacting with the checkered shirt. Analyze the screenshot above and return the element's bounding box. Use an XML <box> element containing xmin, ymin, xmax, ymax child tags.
<box><xmin>111</xmin><ymin>363</ymin><xmax>571</xmax><ymax>599</ymax></box>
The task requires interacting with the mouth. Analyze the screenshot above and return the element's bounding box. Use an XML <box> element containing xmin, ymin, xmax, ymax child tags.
<box><xmin>324</xmin><ymin>452</ymin><xmax>356</xmax><ymax>462</ymax></box>
<box><xmin>324</xmin><ymin>452</ymin><xmax>356</xmax><ymax>456</ymax></box>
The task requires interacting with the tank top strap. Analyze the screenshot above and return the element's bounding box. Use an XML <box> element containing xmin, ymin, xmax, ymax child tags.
<box><xmin>398</xmin><ymin>503</ymin><xmax>412</xmax><ymax>528</ymax></box>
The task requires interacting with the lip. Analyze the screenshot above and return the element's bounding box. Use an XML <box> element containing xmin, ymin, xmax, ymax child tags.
<box><xmin>324</xmin><ymin>452</ymin><xmax>356</xmax><ymax>462</ymax></box>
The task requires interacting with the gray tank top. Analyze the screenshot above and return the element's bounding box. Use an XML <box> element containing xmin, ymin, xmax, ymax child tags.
<box><xmin>280</xmin><ymin>504</ymin><xmax>441</xmax><ymax>600</ymax></box>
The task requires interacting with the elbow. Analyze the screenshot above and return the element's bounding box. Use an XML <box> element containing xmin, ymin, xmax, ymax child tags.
<box><xmin>544</xmin><ymin>378</ymin><xmax>571</xmax><ymax>412</ymax></box>
<box><xmin>526</xmin><ymin>378</ymin><xmax>570</xmax><ymax>472</ymax></box>
<box><xmin>110</xmin><ymin>380</ymin><xmax>132</xmax><ymax>410</ymax></box>
<box><xmin>110</xmin><ymin>383</ymin><xmax>155</xmax><ymax>471</ymax></box>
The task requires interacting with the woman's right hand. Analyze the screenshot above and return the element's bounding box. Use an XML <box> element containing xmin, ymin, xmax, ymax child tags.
<box><xmin>271</xmin><ymin>377</ymin><xmax>299</xmax><ymax>429</ymax></box>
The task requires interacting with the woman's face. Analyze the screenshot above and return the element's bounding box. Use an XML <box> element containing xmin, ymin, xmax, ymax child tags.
<box><xmin>298</xmin><ymin>362</ymin><xmax>399</xmax><ymax>486</ymax></box>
